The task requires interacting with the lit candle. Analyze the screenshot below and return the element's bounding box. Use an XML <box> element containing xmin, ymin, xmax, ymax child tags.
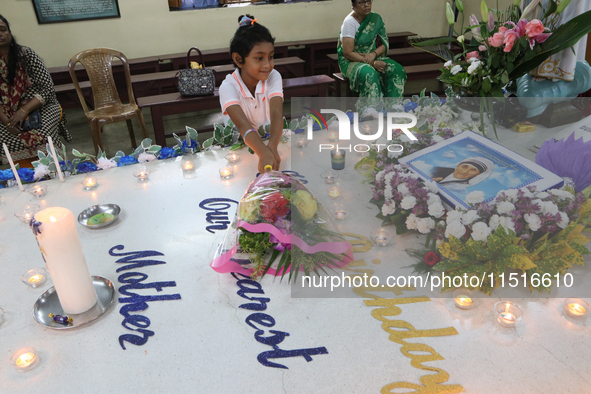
<box><xmin>330</xmin><ymin>149</ymin><xmax>346</xmax><ymax>170</ymax></box>
<box><xmin>15</xmin><ymin>204</ymin><xmax>40</xmax><ymax>224</ymax></box>
<box><xmin>327</xmin><ymin>186</ymin><xmax>341</xmax><ymax>199</ymax></box>
<box><xmin>328</xmin><ymin>131</ymin><xmax>339</xmax><ymax>142</ymax></box>
<box><xmin>182</xmin><ymin>161</ymin><xmax>194</xmax><ymax>171</ymax></box>
<box><xmin>334</xmin><ymin>210</ymin><xmax>347</xmax><ymax>221</ymax></box>
<box><xmin>494</xmin><ymin>301</ymin><xmax>522</xmax><ymax>328</ymax></box>
<box><xmin>219</xmin><ymin>167</ymin><xmax>234</xmax><ymax>180</ymax></box>
<box><xmin>322</xmin><ymin>171</ymin><xmax>338</xmax><ymax>184</ymax></box>
<box><xmin>362</xmin><ymin>124</ymin><xmax>372</xmax><ymax>134</ymax></box>
<box><xmin>564</xmin><ymin>298</ymin><xmax>589</xmax><ymax>319</ymax></box>
<box><xmin>225</xmin><ymin>152</ymin><xmax>240</xmax><ymax>163</ymax></box>
<box><xmin>452</xmin><ymin>288</ymin><xmax>475</xmax><ymax>310</ymax></box>
<box><xmin>82</xmin><ymin>177</ymin><xmax>98</xmax><ymax>191</ymax></box>
<box><xmin>22</xmin><ymin>268</ymin><xmax>48</xmax><ymax>288</ymax></box>
<box><xmin>370</xmin><ymin>227</ymin><xmax>392</xmax><ymax>247</ymax></box>
<box><xmin>10</xmin><ymin>348</ymin><xmax>39</xmax><ymax>371</ymax></box>
<box><xmin>29</xmin><ymin>184</ymin><xmax>47</xmax><ymax>198</ymax></box>
<box><xmin>134</xmin><ymin>168</ymin><xmax>151</xmax><ymax>181</ymax></box>
<box><xmin>32</xmin><ymin>207</ymin><xmax>97</xmax><ymax>314</ymax></box>
<box><xmin>297</xmin><ymin>137</ymin><xmax>307</xmax><ymax>148</ymax></box>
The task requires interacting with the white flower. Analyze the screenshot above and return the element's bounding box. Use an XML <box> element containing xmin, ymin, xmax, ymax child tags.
<box><xmin>539</xmin><ymin>201</ymin><xmax>558</xmax><ymax>215</ymax></box>
<box><xmin>450</xmin><ymin>65</ymin><xmax>463</xmax><ymax>75</ymax></box>
<box><xmin>445</xmin><ymin>220</ymin><xmax>466</xmax><ymax>239</ymax></box>
<box><xmin>558</xmin><ymin>212</ymin><xmax>569</xmax><ymax>229</ymax></box>
<box><xmin>33</xmin><ymin>163</ymin><xmax>50</xmax><ymax>180</ymax></box>
<box><xmin>457</xmin><ymin>35</ymin><xmax>465</xmax><ymax>44</ymax></box>
<box><xmin>391</xmin><ymin>104</ymin><xmax>405</xmax><ymax>112</ymax></box>
<box><xmin>471</xmin><ymin>222</ymin><xmax>492</xmax><ymax>242</ymax></box>
<box><xmin>519</xmin><ymin>187</ymin><xmax>534</xmax><ymax>198</ymax></box>
<box><xmin>444</xmin><ymin>60</ymin><xmax>453</xmax><ymax>68</ymax></box>
<box><xmin>427</xmin><ymin>193</ymin><xmax>440</xmax><ymax>205</ymax></box>
<box><xmin>397</xmin><ymin>183</ymin><xmax>410</xmax><ymax>196</ymax></box>
<box><xmin>535</xmin><ymin>192</ymin><xmax>549</xmax><ymax>199</ymax></box>
<box><xmin>499</xmin><ymin>216</ymin><xmax>516</xmax><ymax>234</ymax></box>
<box><xmin>467</xmin><ymin>60</ymin><xmax>481</xmax><ymax>74</ymax></box>
<box><xmin>388</xmin><ymin>149</ymin><xmax>403</xmax><ymax>159</ymax></box>
<box><xmin>417</xmin><ymin>217</ymin><xmax>436</xmax><ymax>234</ymax></box>
<box><xmin>497</xmin><ymin>201</ymin><xmax>515</xmax><ymax>215</ymax></box>
<box><xmin>461</xmin><ymin>77</ymin><xmax>470</xmax><ymax>87</ymax></box>
<box><xmin>431</xmin><ymin>135</ymin><xmax>444</xmax><ymax>143</ymax></box>
<box><xmin>467</xmin><ymin>56</ymin><xmax>479</xmax><ymax>64</ymax></box>
<box><xmin>381</xmin><ymin>201</ymin><xmax>396</xmax><ymax>216</ymax></box>
<box><xmin>401</xmin><ymin>196</ymin><xmax>417</xmax><ymax>210</ymax></box>
<box><xmin>489</xmin><ymin>214</ymin><xmax>501</xmax><ymax>231</ymax></box>
<box><xmin>446</xmin><ymin>209</ymin><xmax>462</xmax><ymax>224</ymax></box>
<box><xmin>462</xmin><ymin>210</ymin><xmax>480</xmax><ymax>225</ymax></box>
<box><xmin>384</xmin><ymin>185</ymin><xmax>394</xmax><ymax>200</ymax></box>
<box><xmin>138</xmin><ymin>153</ymin><xmax>157</xmax><ymax>163</ymax></box>
<box><xmin>428</xmin><ymin>202</ymin><xmax>445</xmax><ymax>218</ymax></box>
<box><xmin>406</xmin><ymin>213</ymin><xmax>418</xmax><ymax>230</ymax></box>
<box><xmin>524</xmin><ymin>213</ymin><xmax>542</xmax><ymax>232</ymax></box>
<box><xmin>466</xmin><ymin>190</ymin><xmax>485</xmax><ymax>204</ymax></box>
<box><xmin>384</xmin><ymin>172</ymin><xmax>395</xmax><ymax>184</ymax></box>
<box><xmin>426</xmin><ymin>181</ymin><xmax>439</xmax><ymax>193</ymax></box>
<box><xmin>375</xmin><ymin>170</ymin><xmax>386</xmax><ymax>183</ymax></box>
<box><xmin>97</xmin><ymin>157</ymin><xmax>117</xmax><ymax>170</ymax></box>
<box><xmin>498</xmin><ymin>189</ymin><xmax>518</xmax><ymax>202</ymax></box>
<box><xmin>551</xmin><ymin>189</ymin><xmax>575</xmax><ymax>201</ymax></box>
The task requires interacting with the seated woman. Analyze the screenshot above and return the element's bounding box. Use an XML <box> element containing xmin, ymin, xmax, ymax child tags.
<box><xmin>0</xmin><ymin>15</ymin><xmax>71</xmax><ymax>167</ymax></box>
<box><xmin>337</xmin><ymin>0</ymin><xmax>407</xmax><ymax>110</ymax></box>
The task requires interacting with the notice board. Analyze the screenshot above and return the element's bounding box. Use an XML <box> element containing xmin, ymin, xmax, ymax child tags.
<box><xmin>32</xmin><ymin>0</ymin><xmax>121</xmax><ymax>24</ymax></box>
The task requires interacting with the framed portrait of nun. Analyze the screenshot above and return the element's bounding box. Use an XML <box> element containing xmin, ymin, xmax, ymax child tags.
<box><xmin>399</xmin><ymin>131</ymin><xmax>564</xmax><ymax>209</ymax></box>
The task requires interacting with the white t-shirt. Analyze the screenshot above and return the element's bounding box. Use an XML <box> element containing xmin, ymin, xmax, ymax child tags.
<box><xmin>219</xmin><ymin>69</ymin><xmax>284</xmax><ymax>128</ymax></box>
<box><xmin>340</xmin><ymin>14</ymin><xmax>360</xmax><ymax>42</ymax></box>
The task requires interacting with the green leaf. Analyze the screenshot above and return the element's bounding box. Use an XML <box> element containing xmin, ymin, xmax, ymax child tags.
<box><xmin>48</xmin><ymin>162</ymin><xmax>56</xmax><ymax>172</ymax></box>
<box><xmin>290</xmin><ymin>119</ymin><xmax>298</xmax><ymax>130</ymax></box>
<box><xmin>148</xmin><ymin>145</ymin><xmax>161</xmax><ymax>153</ymax></box>
<box><xmin>214</xmin><ymin>127</ymin><xmax>223</xmax><ymax>143</ymax></box>
<box><xmin>172</xmin><ymin>133</ymin><xmax>183</xmax><ymax>147</ymax></box>
<box><xmin>185</xmin><ymin>126</ymin><xmax>198</xmax><ymax>140</ymax></box>
<box><xmin>223</xmin><ymin>126</ymin><xmax>233</xmax><ymax>137</ymax></box>
<box><xmin>202</xmin><ymin>137</ymin><xmax>214</xmax><ymax>150</ymax></box>
<box><xmin>40</xmin><ymin>158</ymin><xmax>50</xmax><ymax>166</ymax></box>
<box><xmin>141</xmin><ymin>138</ymin><xmax>152</xmax><ymax>149</ymax></box>
<box><xmin>115</xmin><ymin>150</ymin><xmax>125</xmax><ymax>158</ymax></box>
<box><xmin>482</xmin><ymin>77</ymin><xmax>492</xmax><ymax>93</ymax></box>
<box><xmin>37</xmin><ymin>151</ymin><xmax>46</xmax><ymax>159</ymax></box>
<box><xmin>72</xmin><ymin>149</ymin><xmax>85</xmax><ymax>158</ymax></box>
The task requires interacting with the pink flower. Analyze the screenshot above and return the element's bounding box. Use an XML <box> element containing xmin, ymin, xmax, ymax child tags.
<box><xmin>498</xmin><ymin>26</ymin><xmax>508</xmax><ymax>35</ymax></box>
<box><xmin>478</xmin><ymin>45</ymin><xmax>487</xmax><ymax>51</ymax></box>
<box><xmin>488</xmin><ymin>31</ymin><xmax>505</xmax><ymax>47</ymax></box>
<box><xmin>503</xmin><ymin>30</ymin><xmax>518</xmax><ymax>52</ymax></box>
<box><xmin>470</xmin><ymin>14</ymin><xmax>481</xmax><ymax>40</ymax></box>
<box><xmin>525</xmin><ymin>19</ymin><xmax>545</xmax><ymax>38</ymax></box>
<box><xmin>487</xmin><ymin>11</ymin><xmax>495</xmax><ymax>31</ymax></box>
<box><xmin>466</xmin><ymin>51</ymin><xmax>481</xmax><ymax>61</ymax></box>
<box><xmin>516</xmin><ymin>19</ymin><xmax>528</xmax><ymax>37</ymax></box>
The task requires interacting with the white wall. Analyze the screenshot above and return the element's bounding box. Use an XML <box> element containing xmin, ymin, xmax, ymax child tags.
<box><xmin>3</xmin><ymin>0</ymin><xmax>512</xmax><ymax>67</ymax></box>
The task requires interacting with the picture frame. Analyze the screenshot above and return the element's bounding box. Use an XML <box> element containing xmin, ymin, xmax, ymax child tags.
<box><xmin>399</xmin><ymin>131</ymin><xmax>564</xmax><ymax>209</ymax></box>
<box><xmin>32</xmin><ymin>0</ymin><xmax>121</xmax><ymax>25</ymax></box>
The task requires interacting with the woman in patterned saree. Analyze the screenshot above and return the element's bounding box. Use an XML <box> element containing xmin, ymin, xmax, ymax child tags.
<box><xmin>337</xmin><ymin>0</ymin><xmax>406</xmax><ymax>109</ymax></box>
<box><xmin>0</xmin><ymin>15</ymin><xmax>71</xmax><ymax>167</ymax></box>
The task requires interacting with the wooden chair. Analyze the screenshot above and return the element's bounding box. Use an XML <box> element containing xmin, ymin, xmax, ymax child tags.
<box><xmin>69</xmin><ymin>48</ymin><xmax>149</xmax><ymax>154</ymax></box>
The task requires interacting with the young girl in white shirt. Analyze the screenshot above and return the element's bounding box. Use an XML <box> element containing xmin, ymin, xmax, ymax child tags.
<box><xmin>219</xmin><ymin>15</ymin><xmax>284</xmax><ymax>174</ymax></box>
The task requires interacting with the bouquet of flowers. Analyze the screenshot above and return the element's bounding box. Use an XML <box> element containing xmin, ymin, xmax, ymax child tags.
<box><xmin>411</xmin><ymin>186</ymin><xmax>591</xmax><ymax>294</ymax></box>
<box><xmin>210</xmin><ymin>172</ymin><xmax>353</xmax><ymax>282</ymax></box>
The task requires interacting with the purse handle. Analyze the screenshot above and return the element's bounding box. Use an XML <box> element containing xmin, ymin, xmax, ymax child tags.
<box><xmin>186</xmin><ymin>47</ymin><xmax>205</xmax><ymax>69</ymax></box>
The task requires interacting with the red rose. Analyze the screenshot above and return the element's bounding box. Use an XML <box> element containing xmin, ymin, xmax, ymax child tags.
<box><xmin>424</xmin><ymin>251</ymin><xmax>441</xmax><ymax>266</ymax></box>
<box><xmin>260</xmin><ymin>191</ymin><xmax>289</xmax><ymax>223</ymax></box>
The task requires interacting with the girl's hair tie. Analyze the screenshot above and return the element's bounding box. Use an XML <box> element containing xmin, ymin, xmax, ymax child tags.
<box><xmin>239</xmin><ymin>16</ymin><xmax>257</xmax><ymax>27</ymax></box>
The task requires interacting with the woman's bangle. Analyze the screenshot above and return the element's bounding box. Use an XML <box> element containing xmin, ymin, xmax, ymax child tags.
<box><xmin>372</xmin><ymin>50</ymin><xmax>378</xmax><ymax>58</ymax></box>
<box><xmin>19</xmin><ymin>108</ymin><xmax>28</xmax><ymax>115</ymax></box>
<box><xmin>243</xmin><ymin>128</ymin><xmax>257</xmax><ymax>141</ymax></box>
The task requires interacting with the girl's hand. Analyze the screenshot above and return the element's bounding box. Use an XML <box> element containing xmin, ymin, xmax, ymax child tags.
<box><xmin>268</xmin><ymin>145</ymin><xmax>281</xmax><ymax>170</ymax></box>
<box><xmin>257</xmin><ymin>147</ymin><xmax>278</xmax><ymax>174</ymax></box>
<box><xmin>374</xmin><ymin>60</ymin><xmax>386</xmax><ymax>73</ymax></box>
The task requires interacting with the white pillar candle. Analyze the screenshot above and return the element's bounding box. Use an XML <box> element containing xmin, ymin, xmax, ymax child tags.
<box><xmin>32</xmin><ymin>207</ymin><xmax>97</xmax><ymax>314</ymax></box>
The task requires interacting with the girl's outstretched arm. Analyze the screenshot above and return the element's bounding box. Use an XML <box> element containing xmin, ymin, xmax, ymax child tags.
<box><xmin>267</xmin><ymin>96</ymin><xmax>283</xmax><ymax>170</ymax></box>
<box><xmin>226</xmin><ymin>104</ymin><xmax>278</xmax><ymax>174</ymax></box>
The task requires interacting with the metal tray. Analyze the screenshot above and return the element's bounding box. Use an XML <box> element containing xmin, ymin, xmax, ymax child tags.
<box><xmin>78</xmin><ymin>204</ymin><xmax>121</xmax><ymax>228</ymax></box>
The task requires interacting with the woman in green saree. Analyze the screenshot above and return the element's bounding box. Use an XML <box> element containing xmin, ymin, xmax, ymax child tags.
<box><xmin>337</xmin><ymin>0</ymin><xmax>406</xmax><ymax>108</ymax></box>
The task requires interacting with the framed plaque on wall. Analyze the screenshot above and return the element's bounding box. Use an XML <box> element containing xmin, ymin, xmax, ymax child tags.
<box><xmin>32</xmin><ymin>0</ymin><xmax>121</xmax><ymax>24</ymax></box>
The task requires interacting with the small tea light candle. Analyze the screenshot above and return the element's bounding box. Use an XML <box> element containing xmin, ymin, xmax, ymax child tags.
<box><xmin>370</xmin><ymin>227</ymin><xmax>392</xmax><ymax>247</ymax></box>
<box><xmin>14</xmin><ymin>204</ymin><xmax>40</xmax><ymax>224</ymax></box>
<box><xmin>494</xmin><ymin>301</ymin><xmax>523</xmax><ymax>328</ymax></box>
<box><xmin>321</xmin><ymin>171</ymin><xmax>339</xmax><ymax>184</ymax></box>
<box><xmin>22</xmin><ymin>268</ymin><xmax>48</xmax><ymax>288</ymax></box>
<box><xmin>82</xmin><ymin>177</ymin><xmax>98</xmax><ymax>191</ymax></box>
<box><xmin>453</xmin><ymin>289</ymin><xmax>475</xmax><ymax>310</ymax></box>
<box><xmin>219</xmin><ymin>167</ymin><xmax>234</xmax><ymax>180</ymax></box>
<box><xmin>327</xmin><ymin>186</ymin><xmax>341</xmax><ymax>199</ymax></box>
<box><xmin>10</xmin><ymin>348</ymin><xmax>39</xmax><ymax>371</ymax></box>
<box><xmin>331</xmin><ymin>205</ymin><xmax>348</xmax><ymax>221</ymax></box>
<box><xmin>328</xmin><ymin>131</ymin><xmax>339</xmax><ymax>142</ymax></box>
<box><xmin>224</xmin><ymin>152</ymin><xmax>240</xmax><ymax>163</ymax></box>
<box><xmin>182</xmin><ymin>161</ymin><xmax>194</xmax><ymax>172</ymax></box>
<box><xmin>28</xmin><ymin>184</ymin><xmax>47</xmax><ymax>198</ymax></box>
<box><xmin>564</xmin><ymin>298</ymin><xmax>589</xmax><ymax>320</ymax></box>
<box><xmin>362</xmin><ymin>124</ymin><xmax>372</xmax><ymax>135</ymax></box>
<box><xmin>297</xmin><ymin>137</ymin><xmax>307</xmax><ymax>148</ymax></box>
<box><xmin>133</xmin><ymin>168</ymin><xmax>151</xmax><ymax>182</ymax></box>
<box><xmin>330</xmin><ymin>149</ymin><xmax>346</xmax><ymax>170</ymax></box>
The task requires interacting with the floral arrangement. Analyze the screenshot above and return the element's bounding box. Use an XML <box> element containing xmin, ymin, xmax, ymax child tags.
<box><xmin>210</xmin><ymin>172</ymin><xmax>352</xmax><ymax>282</ymax></box>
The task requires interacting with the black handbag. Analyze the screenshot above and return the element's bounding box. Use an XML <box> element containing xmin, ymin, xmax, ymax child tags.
<box><xmin>177</xmin><ymin>47</ymin><xmax>215</xmax><ymax>96</ymax></box>
<box><xmin>21</xmin><ymin>108</ymin><xmax>42</xmax><ymax>131</ymax></box>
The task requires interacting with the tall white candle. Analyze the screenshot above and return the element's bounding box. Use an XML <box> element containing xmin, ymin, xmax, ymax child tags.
<box><xmin>2</xmin><ymin>143</ymin><xmax>24</xmax><ymax>192</ymax></box>
<box><xmin>47</xmin><ymin>136</ymin><xmax>65</xmax><ymax>183</ymax></box>
<box><xmin>32</xmin><ymin>207</ymin><xmax>97</xmax><ymax>314</ymax></box>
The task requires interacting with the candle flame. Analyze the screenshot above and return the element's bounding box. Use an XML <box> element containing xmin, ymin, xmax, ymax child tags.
<box><xmin>16</xmin><ymin>353</ymin><xmax>35</xmax><ymax>366</ymax></box>
<box><xmin>50</xmin><ymin>216</ymin><xmax>57</xmax><ymax>223</ymax></box>
<box><xmin>568</xmin><ymin>303</ymin><xmax>586</xmax><ymax>314</ymax></box>
<box><xmin>28</xmin><ymin>275</ymin><xmax>43</xmax><ymax>283</ymax></box>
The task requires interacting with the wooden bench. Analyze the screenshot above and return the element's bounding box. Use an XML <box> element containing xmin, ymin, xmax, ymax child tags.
<box><xmin>137</xmin><ymin>74</ymin><xmax>335</xmax><ymax>147</ymax></box>
<box><xmin>332</xmin><ymin>62</ymin><xmax>444</xmax><ymax>96</ymax></box>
